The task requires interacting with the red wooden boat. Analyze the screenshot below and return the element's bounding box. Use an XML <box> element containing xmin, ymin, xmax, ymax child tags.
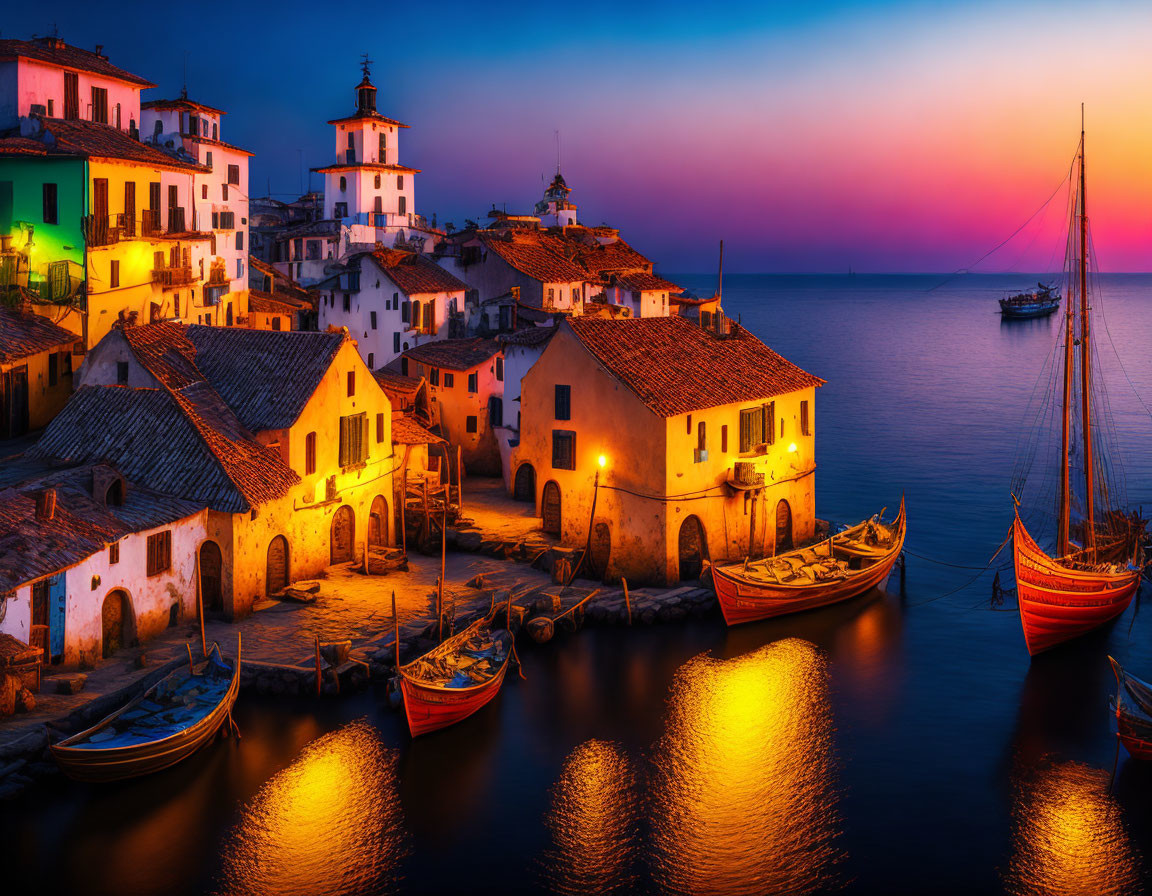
<box><xmin>1010</xmin><ymin>116</ymin><xmax>1144</xmax><ymax>656</ymax></box>
<box><xmin>398</xmin><ymin>617</ymin><xmax>513</xmax><ymax>737</ymax></box>
<box><xmin>1109</xmin><ymin>657</ymin><xmax>1152</xmax><ymax>761</ymax></box>
<box><xmin>713</xmin><ymin>498</ymin><xmax>905</xmax><ymax>626</ymax></box>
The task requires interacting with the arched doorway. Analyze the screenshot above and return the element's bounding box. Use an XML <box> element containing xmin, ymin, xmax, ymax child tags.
<box><xmin>369</xmin><ymin>495</ymin><xmax>389</xmax><ymax>548</ymax></box>
<box><xmin>331</xmin><ymin>505</ymin><xmax>355</xmax><ymax>564</ymax></box>
<box><xmin>267</xmin><ymin>535</ymin><xmax>289</xmax><ymax>596</ymax></box>
<box><xmin>542</xmin><ymin>481</ymin><xmax>562</xmax><ymax>536</ymax></box>
<box><xmin>775</xmin><ymin>500</ymin><xmax>793</xmax><ymax>553</ymax></box>
<box><xmin>199</xmin><ymin>541</ymin><xmax>223</xmax><ymax>612</ymax></box>
<box><xmin>101</xmin><ymin>590</ymin><xmax>131</xmax><ymax>658</ymax></box>
<box><xmin>513</xmin><ymin>463</ymin><xmax>535</xmax><ymax>503</ymax></box>
<box><xmin>589</xmin><ymin>521</ymin><xmax>612</xmax><ymax>581</ymax></box>
<box><xmin>678</xmin><ymin>515</ymin><xmax>707</xmax><ymax>581</ymax></box>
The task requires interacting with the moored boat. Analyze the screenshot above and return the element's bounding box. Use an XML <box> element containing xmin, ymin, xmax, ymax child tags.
<box><xmin>713</xmin><ymin>498</ymin><xmax>906</xmax><ymax>626</ymax></box>
<box><xmin>1108</xmin><ymin>657</ymin><xmax>1152</xmax><ymax>761</ymax></box>
<box><xmin>1010</xmin><ymin>114</ymin><xmax>1144</xmax><ymax>656</ymax></box>
<box><xmin>398</xmin><ymin>616</ymin><xmax>513</xmax><ymax>737</ymax></box>
<box><xmin>50</xmin><ymin>640</ymin><xmax>240</xmax><ymax>782</ymax></box>
<box><xmin>999</xmin><ymin>283</ymin><xmax>1061</xmax><ymax>319</ymax></box>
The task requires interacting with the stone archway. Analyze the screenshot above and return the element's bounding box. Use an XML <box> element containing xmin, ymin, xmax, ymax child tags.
<box><xmin>775</xmin><ymin>500</ymin><xmax>793</xmax><ymax>553</ymax></box>
<box><xmin>101</xmin><ymin>589</ymin><xmax>132</xmax><ymax>658</ymax></box>
<box><xmin>513</xmin><ymin>463</ymin><xmax>536</xmax><ymax>503</ymax></box>
<box><xmin>542</xmin><ymin>481</ymin><xmax>561</xmax><ymax>536</ymax></box>
<box><xmin>266</xmin><ymin>535</ymin><xmax>289</xmax><ymax>596</ymax></box>
<box><xmin>369</xmin><ymin>495</ymin><xmax>389</xmax><ymax>548</ymax></box>
<box><xmin>678</xmin><ymin>515</ymin><xmax>708</xmax><ymax>581</ymax></box>
<box><xmin>199</xmin><ymin>540</ymin><xmax>224</xmax><ymax>612</ymax></box>
<box><xmin>331</xmin><ymin>505</ymin><xmax>355</xmax><ymax>564</ymax></box>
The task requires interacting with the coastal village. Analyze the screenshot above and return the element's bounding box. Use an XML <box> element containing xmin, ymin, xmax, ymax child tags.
<box><xmin>0</xmin><ymin>37</ymin><xmax>852</xmax><ymax>793</ymax></box>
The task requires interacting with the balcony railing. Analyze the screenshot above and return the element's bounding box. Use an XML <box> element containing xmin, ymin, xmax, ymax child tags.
<box><xmin>731</xmin><ymin>461</ymin><xmax>765</xmax><ymax>489</ymax></box>
<box><xmin>152</xmin><ymin>266</ymin><xmax>196</xmax><ymax>288</ymax></box>
<box><xmin>82</xmin><ymin>214</ymin><xmax>123</xmax><ymax>247</ymax></box>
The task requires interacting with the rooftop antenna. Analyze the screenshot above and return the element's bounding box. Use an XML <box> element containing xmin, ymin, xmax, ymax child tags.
<box><xmin>181</xmin><ymin>52</ymin><xmax>188</xmax><ymax>100</ymax></box>
<box><xmin>555</xmin><ymin>130</ymin><xmax>561</xmax><ymax>175</ymax></box>
<box><xmin>361</xmin><ymin>53</ymin><xmax>373</xmax><ymax>79</ymax></box>
<box><xmin>51</xmin><ymin>23</ymin><xmax>58</xmax><ymax>38</ymax></box>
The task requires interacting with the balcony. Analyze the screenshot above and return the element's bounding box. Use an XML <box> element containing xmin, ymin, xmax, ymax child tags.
<box><xmin>729</xmin><ymin>461</ymin><xmax>765</xmax><ymax>490</ymax></box>
<box><xmin>207</xmin><ymin>262</ymin><xmax>229</xmax><ymax>287</ymax></box>
<box><xmin>152</xmin><ymin>266</ymin><xmax>196</xmax><ymax>288</ymax></box>
<box><xmin>82</xmin><ymin>214</ymin><xmax>123</xmax><ymax>247</ymax></box>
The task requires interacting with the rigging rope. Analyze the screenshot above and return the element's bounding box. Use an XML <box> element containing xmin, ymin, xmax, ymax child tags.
<box><xmin>903</xmin><ymin>525</ymin><xmax>1015</xmax><ymax>608</ymax></box>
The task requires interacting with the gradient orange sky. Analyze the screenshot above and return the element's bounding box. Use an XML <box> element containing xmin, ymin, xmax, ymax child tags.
<box><xmin>8</xmin><ymin>1</ymin><xmax>1152</xmax><ymax>271</ymax></box>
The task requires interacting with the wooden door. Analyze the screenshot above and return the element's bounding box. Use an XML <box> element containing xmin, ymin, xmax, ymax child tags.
<box><xmin>513</xmin><ymin>463</ymin><xmax>535</xmax><ymax>502</ymax></box>
<box><xmin>266</xmin><ymin>536</ymin><xmax>289</xmax><ymax>595</ymax></box>
<box><xmin>678</xmin><ymin>516</ymin><xmax>706</xmax><ymax>581</ymax></box>
<box><xmin>369</xmin><ymin>496</ymin><xmax>388</xmax><ymax>548</ymax></box>
<box><xmin>123</xmin><ymin>181</ymin><xmax>135</xmax><ymax>237</ymax></box>
<box><xmin>63</xmin><ymin>71</ymin><xmax>78</xmax><ymax>119</ymax></box>
<box><xmin>48</xmin><ymin>573</ymin><xmax>66</xmax><ymax>662</ymax></box>
<box><xmin>775</xmin><ymin>500</ymin><xmax>793</xmax><ymax>553</ymax></box>
<box><xmin>92</xmin><ymin>178</ymin><xmax>108</xmax><ymax>222</ymax></box>
<box><xmin>1</xmin><ymin>366</ymin><xmax>29</xmax><ymax>439</ymax></box>
<box><xmin>331</xmin><ymin>506</ymin><xmax>355</xmax><ymax>564</ymax></box>
<box><xmin>542</xmin><ymin>481</ymin><xmax>561</xmax><ymax>536</ymax></box>
<box><xmin>102</xmin><ymin>591</ymin><xmax>126</xmax><ymax>658</ymax></box>
<box><xmin>200</xmin><ymin>541</ymin><xmax>223</xmax><ymax>611</ymax></box>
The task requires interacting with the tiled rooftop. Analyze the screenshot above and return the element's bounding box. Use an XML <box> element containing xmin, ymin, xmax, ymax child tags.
<box><xmin>0</xmin><ymin>306</ymin><xmax>77</xmax><ymax>364</ymax></box>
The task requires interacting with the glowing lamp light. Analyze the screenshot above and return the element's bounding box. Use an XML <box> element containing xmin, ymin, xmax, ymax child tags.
<box><xmin>598</xmin><ymin>454</ymin><xmax>608</xmax><ymax>469</ymax></box>
<box><xmin>787</xmin><ymin>442</ymin><xmax>798</xmax><ymax>454</ymax></box>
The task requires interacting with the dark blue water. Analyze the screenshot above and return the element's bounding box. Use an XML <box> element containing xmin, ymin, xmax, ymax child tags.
<box><xmin>6</xmin><ymin>274</ymin><xmax>1152</xmax><ymax>895</ymax></box>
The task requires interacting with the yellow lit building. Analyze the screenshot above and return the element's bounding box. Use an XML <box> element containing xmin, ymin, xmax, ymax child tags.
<box><xmin>0</xmin><ymin>304</ymin><xmax>78</xmax><ymax>438</ymax></box>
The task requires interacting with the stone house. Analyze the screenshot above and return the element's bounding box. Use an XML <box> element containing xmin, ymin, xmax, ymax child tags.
<box><xmin>0</xmin><ymin>304</ymin><xmax>78</xmax><ymax>438</ymax></box>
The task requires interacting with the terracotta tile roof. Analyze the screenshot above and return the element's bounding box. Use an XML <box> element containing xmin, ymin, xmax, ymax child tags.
<box><xmin>614</xmin><ymin>271</ymin><xmax>681</xmax><ymax>293</ymax></box>
<box><xmin>391</xmin><ymin>415</ymin><xmax>444</xmax><ymax>446</ymax></box>
<box><xmin>28</xmin><ymin>386</ymin><xmax>297</xmax><ymax>513</ymax></box>
<box><xmin>250</xmin><ymin>257</ymin><xmax>316</xmax><ymax>306</ymax></box>
<box><xmin>0</xmin><ymin>306</ymin><xmax>77</xmax><ymax>364</ymax></box>
<box><xmin>402</xmin><ymin>338</ymin><xmax>501</xmax><ymax>372</ymax></box>
<box><xmin>117</xmin><ymin>322</ymin><xmax>200</xmax><ymax>390</ymax></box>
<box><xmin>326</xmin><ymin>111</ymin><xmax>409</xmax><ymax>129</ymax></box>
<box><xmin>185</xmin><ymin>326</ymin><xmax>346</xmax><ymax>432</ymax></box>
<box><xmin>497</xmin><ymin>326</ymin><xmax>558</xmax><ymax>348</ymax></box>
<box><xmin>40</xmin><ymin>118</ymin><xmax>207</xmax><ymax>172</ymax></box>
<box><xmin>142</xmin><ymin>97</ymin><xmax>225</xmax><ymax>115</ymax></box>
<box><xmin>368</xmin><ymin>249</ymin><xmax>467</xmax><ymax>295</ymax></box>
<box><xmin>564</xmin><ymin>317</ymin><xmax>824</xmax><ymax>417</ymax></box>
<box><xmin>0</xmin><ymin>38</ymin><xmax>155</xmax><ymax>87</ymax></box>
<box><xmin>313</xmin><ymin>162</ymin><xmax>420</xmax><ymax>175</ymax></box>
<box><xmin>0</xmin><ymin>136</ymin><xmax>68</xmax><ymax>157</ymax></box>
<box><xmin>189</xmin><ymin>135</ymin><xmax>252</xmax><ymax>156</ymax></box>
<box><xmin>373</xmin><ymin>370</ymin><xmax>423</xmax><ymax>396</ymax></box>
<box><xmin>480</xmin><ymin>233</ymin><xmax>588</xmax><ymax>284</ymax></box>
<box><xmin>570</xmin><ymin>238</ymin><xmax>652</xmax><ymax>276</ymax></box>
<box><xmin>248</xmin><ymin>292</ymin><xmax>306</xmax><ymax>314</ymax></box>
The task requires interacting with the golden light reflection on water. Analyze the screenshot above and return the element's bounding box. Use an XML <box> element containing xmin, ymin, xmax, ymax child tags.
<box><xmin>650</xmin><ymin>638</ymin><xmax>843</xmax><ymax>895</ymax></box>
<box><xmin>214</xmin><ymin>719</ymin><xmax>408</xmax><ymax>896</ymax></box>
<box><xmin>1004</xmin><ymin>759</ymin><xmax>1143</xmax><ymax>896</ymax></box>
<box><xmin>540</xmin><ymin>739</ymin><xmax>640</xmax><ymax>895</ymax></box>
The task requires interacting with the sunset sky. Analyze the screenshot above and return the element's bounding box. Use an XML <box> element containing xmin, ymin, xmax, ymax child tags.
<box><xmin>8</xmin><ymin>1</ymin><xmax>1151</xmax><ymax>271</ymax></box>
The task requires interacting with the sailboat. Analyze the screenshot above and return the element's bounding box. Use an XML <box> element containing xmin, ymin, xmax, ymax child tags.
<box><xmin>1012</xmin><ymin>113</ymin><xmax>1143</xmax><ymax>656</ymax></box>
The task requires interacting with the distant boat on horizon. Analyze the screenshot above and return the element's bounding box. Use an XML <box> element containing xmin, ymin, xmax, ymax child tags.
<box><xmin>999</xmin><ymin>282</ymin><xmax>1061</xmax><ymax>319</ymax></box>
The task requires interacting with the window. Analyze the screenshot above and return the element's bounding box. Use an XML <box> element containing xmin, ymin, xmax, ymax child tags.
<box><xmin>721</xmin><ymin>424</ymin><xmax>728</xmax><ymax>453</ymax></box>
<box><xmin>401</xmin><ymin>301</ymin><xmax>410</xmax><ymax>323</ymax></box>
<box><xmin>116</xmin><ymin>361</ymin><xmax>129</xmax><ymax>385</ymax></box>
<box><xmin>496</xmin><ymin>357</ymin><xmax>504</xmax><ymax>381</ymax></box>
<box><xmin>555</xmin><ymin>384</ymin><xmax>571</xmax><ymax>420</ymax></box>
<box><xmin>552</xmin><ymin>430</ymin><xmax>576</xmax><ymax>470</ymax></box>
<box><xmin>370</xmin><ymin>311</ymin><xmax>377</xmax><ymax>329</ymax></box>
<box><xmin>393</xmin><ymin>333</ymin><xmax>400</xmax><ymax>352</ymax></box>
<box><xmin>547</xmin><ymin>288</ymin><xmax>554</xmax><ymax>305</ymax></box>
<box><xmin>48</xmin><ymin>352</ymin><xmax>58</xmax><ymax>387</ymax></box>
<box><xmin>63</xmin><ymin>71</ymin><xmax>79</xmax><ymax>119</ymax></box>
<box><xmin>376</xmin><ymin>412</ymin><xmax>385</xmax><ymax>443</ymax></box>
<box><xmin>765</xmin><ymin>401</ymin><xmax>776</xmax><ymax>444</ymax></box>
<box><xmin>222</xmin><ymin>183</ymin><xmax>229</xmax><ymax>201</ymax></box>
<box><xmin>466</xmin><ymin>415</ymin><xmax>478</xmax><ymax>433</ymax></box>
<box><xmin>429</xmin><ymin>367</ymin><xmax>439</xmax><ymax>386</ymax></box>
<box><xmin>739</xmin><ymin>407</ymin><xmax>764</xmax><ymax>453</ymax></box>
<box><xmin>374</xmin><ymin>174</ymin><xmax>381</xmax><ymax>189</ymax></box>
<box><xmin>697</xmin><ymin>421</ymin><xmax>707</xmax><ymax>460</ymax></box>
<box><xmin>379</xmin><ymin>133</ymin><xmax>386</xmax><ymax>158</ymax></box>
<box><xmin>467</xmin><ymin>372</ymin><xmax>478</xmax><ymax>393</ymax></box>
<box><xmin>343</xmin><ymin>293</ymin><xmax>351</xmax><ymax>312</ymax></box>
<box><xmin>236</xmin><ymin>231</ymin><xmax>243</xmax><ymax>250</ymax></box>
<box><xmin>367</xmin><ymin>353</ymin><xmax>374</xmax><ymax>368</ymax></box>
<box><xmin>339</xmin><ymin>176</ymin><xmax>347</xmax><ymax>191</ymax></box>
<box><xmin>227</xmin><ymin>164</ymin><xmax>240</xmax><ymax>185</ymax></box>
<box><xmin>146</xmin><ymin>530</ymin><xmax>172</xmax><ymax>576</ymax></box>
<box><xmin>305</xmin><ymin>431</ymin><xmax>317</xmax><ymax>475</ymax></box>
<box><xmin>205</xmin><ymin>151</ymin><xmax>213</xmax><ymax>168</ymax></box>
<box><xmin>202</xmin><ymin>184</ymin><xmax>208</xmax><ymax>199</ymax></box>
<box><xmin>687</xmin><ymin>414</ymin><xmax>692</xmax><ymax>435</ymax></box>
<box><xmin>46</xmin><ymin>99</ymin><xmax>53</xmax><ymax>117</ymax></box>
<box><xmin>801</xmin><ymin>400</ymin><xmax>810</xmax><ymax>436</ymax></box>
<box><xmin>489</xmin><ymin>396</ymin><xmax>503</xmax><ymax>426</ymax></box>
<box><xmin>109</xmin><ymin>542</ymin><xmax>119</xmax><ymax>565</ymax></box>
<box><xmin>334</xmin><ymin>202</ymin><xmax>348</xmax><ymax>217</ymax></box>
<box><xmin>398</xmin><ymin>196</ymin><xmax>406</xmax><ymax>216</ymax></box>
<box><xmin>339</xmin><ymin>412</ymin><xmax>369</xmax><ymax>466</ymax></box>
<box><xmin>347</xmin><ymin>370</ymin><xmax>356</xmax><ymax>396</ymax></box>
<box><xmin>444</xmin><ymin>373</ymin><xmax>454</xmax><ymax>388</ymax></box>
<box><xmin>90</xmin><ymin>86</ymin><xmax>108</xmax><ymax>124</ymax></box>
<box><xmin>272</xmin><ymin>317</ymin><xmax>282</xmax><ymax>331</ymax></box>
<box><xmin>236</xmin><ymin>259</ymin><xmax>244</xmax><ymax>279</ymax></box>
<box><xmin>397</xmin><ymin>175</ymin><xmax>404</xmax><ymax>189</ymax></box>
<box><xmin>42</xmin><ymin>183</ymin><xmax>57</xmax><ymax>224</ymax></box>
<box><xmin>109</xmin><ymin>259</ymin><xmax>119</xmax><ymax>288</ymax></box>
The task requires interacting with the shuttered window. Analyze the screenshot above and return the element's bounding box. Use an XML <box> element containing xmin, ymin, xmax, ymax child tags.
<box><xmin>765</xmin><ymin>401</ymin><xmax>776</xmax><ymax>445</ymax></box>
<box><xmin>376</xmin><ymin>412</ymin><xmax>385</xmax><ymax>443</ymax></box>
<box><xmin>552</xmin><ymin>430</ymin><xmax>576</xmax><ymax>470</ymax></box>
<box><xmin>489</xmin><ymin>396</ymin><xmax>503</xmax><ymax>426</ymax></box>
<box><xmin>444</xmin><ymin>373</ymin><xmax>454</xmax><ymax>388</ymax></box>
<box><xmin>146</xmin><ymin>531</ymin><xmax>172</xmax><ymax>576</ymax></box>
<box><xmin>109</xmin><ymin>542</ymin><xmax>119</xmax><ymax>565</ymax></box>
<box><xmin>339</xmin><ymin>413</ymin><xmax>368</xmax><ymax>466</ymax></box>
<box><xmin>90</xmin><ymin>86</ymin><xmax>108</xmax><ymax>124</ymax></box>
<box><xmin>466</xmin><ymin>415</ymin><xmax>478</xmax><ymax>433</ymax></box>
<box><xmin>739</xmin><ymin>407</ymin><xmax>763</xmax><ymax>453</ymax></box>
<box><xmin>347</xmin><ymin>370</ymin><xmax>355</xmax><ymax>396</ymax></box>
<box><xmin>305</xmin><ymin>431</ymin><xmax>316</xmax><ymax>475</ymax></box>
<box><xmin>721</xmin><ymin>424</ymin><xmax>728</xmax><ymax>453</ymax></box>
<box><xmin>801</xmin><ymin>400</ymin><xmax>810</xmax><ymax>436</ymax></box>
<box><xmin>227</xmin><ymin>164</ymin><xmax>240</xmax><ymax>185</ymax></box>
<box><xmin>555</xmin><ymin>384</ymin><xmax>571</xmax><ymax>420</ymax></box>
<box><xmin>496</xmin><ymin>357</ymin><xmax>504</xmax><ymax>381</ymax></box>
<box><xmin>42</xmin><ymin>183</ymin><xmax>58</xmax><ymax>224</ymax></box>
<box><xmin>430</xmin><ymin>368</ymin><xmax>439</xmax><ymax>386</ymax></box>
<box><xmin>467</xmin><ymin>372</ymin><xmax>478</xmax><ymax>393</ymax></box>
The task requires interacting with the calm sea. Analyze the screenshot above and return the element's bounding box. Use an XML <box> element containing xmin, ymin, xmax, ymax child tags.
<box><xmin>6</xmin><ymin>274</ymin><xmax>1152</xmax><ymax>895</ymax></box>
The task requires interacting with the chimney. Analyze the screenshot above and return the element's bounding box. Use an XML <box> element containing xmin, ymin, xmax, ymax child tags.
<box><xmin>36</xmin><ymin>488</ymin><xmax>57</xmax><ymax>521</ymax></box>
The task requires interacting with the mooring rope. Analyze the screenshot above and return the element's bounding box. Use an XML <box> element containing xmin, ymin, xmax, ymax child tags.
<box><xmin>903</xmin><ymin>526</ymin><xmax>1015</xmax><ymax>608</ymax></box>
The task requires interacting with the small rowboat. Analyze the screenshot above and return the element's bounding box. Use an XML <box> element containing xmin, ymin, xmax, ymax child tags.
<box><xmin>1109</xmin><ymin>657</ymin><xmax>1152</xmax><ymax>761</ymax></box>
<box><xmin>398</xmin><ymin>617</ymin><xmax>513</xmax><ymax>737</ymax></box>
<box><xmin>712</xmin><ymin>498</ymin><xmax>906</xmax><ymax>626</ymax></box>
<box><xmin>50</xmin><ymin>641</ymin><xmax>240</xmax><ymax>782</ymax></box>
<box><xmin>1012</xmin><ymin>515</ymin><xmax>1141</xmax><ymax>655</ymax></box>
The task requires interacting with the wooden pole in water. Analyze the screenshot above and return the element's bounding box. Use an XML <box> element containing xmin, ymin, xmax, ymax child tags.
<box><xmin>456</xmin><ymin>444</ymin><xmax>463</xmax><ymax>508</ymax></box>
<box><xmin>194</xmin><ymin>550</ymin><xmax>207</xmax><ymax>659</ymax></box>
<box><xmin>400</xmin><ymin>468</ymin><xmax>408</xmax><ymax>558</ymax></box>
<box><xmin>438</xmin><ymin>507</ymin><xmax>447</xmax><ymax>642</ymax></box>
<box><xmin>392</xmin><ymin>590</ymin><xmax>400</xmax><ymax>669</ymax></box>
<box><xmin>314</xmin><ymin>635</ymin><xmax>322</xmax><ymax>696</ymax></box>
<box><xmin>422</xmin><ymin>478</ymin><xmax>430</xmax><ymax>545</ymax></box>
<box><xmin>622</xmin><ymin>577</ymin><xmax>632</xmax><ymax>625</ymax></box>
<box><xmin>185</xmin><ymin>642</ymin><xmax>194</xmax><ymax>673</ymax></box>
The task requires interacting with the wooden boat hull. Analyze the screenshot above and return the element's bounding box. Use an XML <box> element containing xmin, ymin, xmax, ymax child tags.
<box><xmin>1013</xmin><ymin>517</ymin><xmax>1140</xmax><ymax>656</ymax></box>
<box><xmin>713</xmin><ymin>501</ymin><xmax>905</xmax><ymax>626</ymax></box>
<box><xmin>50</xmin><ymin>652</ymin><xmax>240</xmax><ymax>783</ymax></box>
<box><xmin>400</xmin><ymin>655</ymin><xmax>510</xmax><ymax>737</ymax></box>
<box><xmin>1109</xmin><ymin>658</ymin><xmax>1152</xmax><ymax>760</ymax></box>
<box><xmin>999</xmin><ymin>300</ymin><xmax>1060</xmax><ymax>319</ymax></box>
<box><xmin>1116</xmin><ymin>714</ymin><xmax>1152</xmax><ymax>761</ymax></box>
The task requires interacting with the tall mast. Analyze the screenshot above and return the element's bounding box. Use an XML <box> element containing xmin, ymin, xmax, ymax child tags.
<box><xmin>1079</xmin><ymin>106</ymin><xmax>1096</xmax><ymax>558</ymax></box>
<box><xmin>1058</xmin><ymin>242</ymin><xmax>1073</xmax><ymax>556</ymax></box>
<box><xmin>717</xmin><ymin>240</ymin><xmax>724</xmax><ymax>304</ymax></box>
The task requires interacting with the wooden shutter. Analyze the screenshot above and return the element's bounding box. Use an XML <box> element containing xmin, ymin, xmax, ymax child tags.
<box><xmin>92</xmin><ymin>179</ymin><xmax>108</xmax><ymax>221</ymax></box>
<box><xmin>801</xmin><ymin>401</ymin><xmax>810</xmax><ymax>436</ymax></box>
<box><xmin>339</xmin><ymin>416</ymin><xmax>350</xmax><ymax>466</ymax></box>
<box><xmin>306</xmin><ymin>431</ymin><xmax>316</xmax><ymax>475</ymax></box>
<box><xmin>123</xmin><ymin>182</ymin><xmax>135</xmax><ymax>236</ymax></box>
<box><xmin>721</xmin><ymin>425</ymin><xmax>728</xmax><ymax>453</ymax></box>
<box><xmin>64</xmin><ymin>71</ymin><xmax>79</xmax><ymax>119</ymax></box>
<box><xmin>765</xmin><ymin>402</ymin><xmax>776</xmax><ymax>445</ymax></box>
<box><xmin>376</xmin><ymin>412</ymin><xmax>384</xmax><ymax>443</ymax></box>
